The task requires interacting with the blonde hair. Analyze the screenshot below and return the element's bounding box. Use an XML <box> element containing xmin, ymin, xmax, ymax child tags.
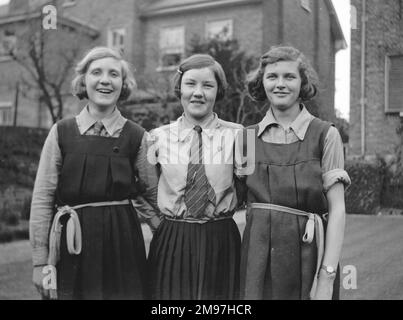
<box><xmin>71</xmin><ymin>46</ymin><xmax>136</xmax><ymax>101</ymax></box>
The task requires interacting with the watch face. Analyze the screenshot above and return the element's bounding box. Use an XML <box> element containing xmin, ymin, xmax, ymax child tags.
<box><xmin>326</xmin><ymin>266</ymin><xmax>335</xmax><ymax>273</ymax></box>
<box><xmin>322</xmin><ymin>265</ymin><xmax>335</xmax><ymax>274</ymax></box>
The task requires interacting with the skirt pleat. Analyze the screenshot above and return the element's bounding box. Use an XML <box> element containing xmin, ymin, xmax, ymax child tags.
<box><xmin>148</xmin><ymin>218</ymin><xmax>241</xmax><ymax>300</ymax></box>
<box><xmin>56</xmin><ymin>205</ymin><xmax>148</xmax><ymax>300</ymax></box>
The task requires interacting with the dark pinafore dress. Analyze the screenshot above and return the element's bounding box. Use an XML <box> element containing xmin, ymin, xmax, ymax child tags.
<box><xmin>240</xmin><ymin>118</ymin><xmax>340</xmax><ymax>300</ymax></box>
<box><xmin>54</xmin><ymin>118</ymin><xmax>148</xmax><ymax>300</ymax></box>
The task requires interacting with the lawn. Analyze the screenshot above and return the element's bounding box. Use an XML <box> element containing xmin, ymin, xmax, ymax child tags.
<box><xmin>1</xmin><ymin>214</ymin><xmax>402</xmax><ymax>300</ymax></box>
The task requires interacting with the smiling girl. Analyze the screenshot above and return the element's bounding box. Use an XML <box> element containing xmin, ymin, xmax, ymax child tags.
<box><xmin>240</xmin><ymin>46</ymin><xmax>351</xmax><ymax>300</ymax></box>
<box><xmin>147</xmin><ymin>54</ymin><xmax>244</xmax><ymax>300</ymax></box>
<box><xmin>29</xmin><ymin>47</ymin><xmax>160</xmax><ymax>299</ymax></box>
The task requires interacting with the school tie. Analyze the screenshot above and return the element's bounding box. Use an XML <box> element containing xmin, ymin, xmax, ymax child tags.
<box><xmin>184</xmin><ymin>125</ymin><xmax>216</xmax><ymax>218</ymax></box>
<box><xmin>92</xmin><ymin>121</ymin><xmax>104</xmax><ymax>136</ymax></box>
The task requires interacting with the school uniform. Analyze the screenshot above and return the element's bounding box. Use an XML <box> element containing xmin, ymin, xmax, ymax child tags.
<box><xmin>240</xmin><ymin>105</ymin><xmax>351</xmax><ymax>300</ymax></box>
<box><xmin>30</xmin><ymin>107</ymin><xmax>160</xmax><ymax>299</ymax></box>
<box><xmin>148</xmin><ymin>113</ymin><xmax>243</xmax><ymax>300</ymax></box>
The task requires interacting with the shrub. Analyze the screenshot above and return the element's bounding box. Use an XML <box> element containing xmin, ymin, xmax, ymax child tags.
<box><xmin>345</xmin><ymin>159</ymin><xmax>385</xmax><ymax>215</ymax></box>
<box><xmin>20</xmin><ymin>196</ymin><xmax>32</xmax><ymax>221</ymax></box>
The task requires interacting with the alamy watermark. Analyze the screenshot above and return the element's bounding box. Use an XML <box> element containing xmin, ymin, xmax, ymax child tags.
<box><xmin>42</xmin><ymin>5</ymin><xmax>57</xmax><ymax>30</ymax></box>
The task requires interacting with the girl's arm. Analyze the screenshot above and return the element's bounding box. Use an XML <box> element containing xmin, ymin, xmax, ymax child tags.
<box><xmin>313</xmin><ymin>126</ymin><xmax>350</xmax><ymax>299</ymax></box>
<box><xmin>134</xmin><ymin>131</ymin><xmax>162</xmax><ymax>232</ymax></box>
<box><xmin>30</xmin><ymin>124</ymin><xmax>61</xmax><ymax>298</ymax></box>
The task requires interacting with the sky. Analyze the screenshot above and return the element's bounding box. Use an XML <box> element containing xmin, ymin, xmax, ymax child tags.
<box><xmin>0</xmin><ymin>0</ymin><xmax>351</xmax><ymax>119</ymax></box>
<box><xmin>332</xmin><ymin>0</ymin><xmax>351</xmax><ymax>120</ymax></box>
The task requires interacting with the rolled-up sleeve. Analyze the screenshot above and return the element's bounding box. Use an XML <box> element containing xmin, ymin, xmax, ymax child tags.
<box><xmin>134</xmin><ymin>132</ymin><xmax>162</xmax><ymax>232</ymax></box>
<box><xmin>30</xmin><ymin>124</ymin><xmax>61</xmax><ymax>266</ymax></box>
<box><xmin>322</xmin><ymin>126</ymin><xmax>351</xmax><ymax>193</ymax></box>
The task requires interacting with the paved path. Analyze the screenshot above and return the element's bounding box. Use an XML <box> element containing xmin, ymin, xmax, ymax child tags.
<box><xmin>1</xmin><ymin>214</ymin><xmax>402</xmax><ymax>300</ymax></box>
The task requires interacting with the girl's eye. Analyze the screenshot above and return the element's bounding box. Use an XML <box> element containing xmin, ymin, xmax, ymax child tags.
<box><xmin>91</xmin><ymin>70</ymin><xmax>101</xmax><ymax>75</ymax></box>
<box><xmin>266</xmin><ymin>75</ymin><xmax>276</xmax><ymax>80</ymax></box>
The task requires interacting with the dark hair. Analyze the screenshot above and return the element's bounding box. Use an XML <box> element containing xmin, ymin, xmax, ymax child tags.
<box><xmin>71</xmin><ymin>46</ymin><xmax>136</xmax><ymax>101</ymax></box>
<box><xmin>173</xmin><ymin>54</ymin><xmax>228</xmax><ymax>101</ymax></box>
<box><xmin>247</xmin><ymin>46</ymin><xmax>318</xmax><ymax>102</ymax></box>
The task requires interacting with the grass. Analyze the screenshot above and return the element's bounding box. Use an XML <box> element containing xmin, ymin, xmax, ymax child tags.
<box><xmin>1</xmin><ymin>214</ymin><xmax>403</xmax><ymax>300</ymax></box>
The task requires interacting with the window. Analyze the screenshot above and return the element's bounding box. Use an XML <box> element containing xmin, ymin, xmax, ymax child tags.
<box><xmin>0</xmin><ymin>30</ymin><xmax>17</xmax><ymax>58</ymax></box>
<box><xmin>159</xmin><ymin>26</ymin><xmax>185</xmax><ymax>70</ymax></box>
<box><xmin>385</xmin><ymin>55</ymin><xmax>403</xmax><ymax>114</ymax></box>
<box><xmin>300</xmin><ymin>0</ymin><xmax>311</xmax><ymax>12</ymax></box>
<box><xmin>108</xmin><ymin>28</ymin><xmax>126</xmax><ymax>54</ymax></box>
<box><xmin>206</xmin><ymin>19</ymin><xmax>233</xmax><ymax>41</ymax></box>
<box><xmin>0</xmin><ymin>102</ymin><xmax>12</xmax><ymax>126</ymax></box>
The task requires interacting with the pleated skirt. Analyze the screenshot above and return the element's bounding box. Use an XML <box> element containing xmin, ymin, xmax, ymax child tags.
<box><xmin>56</xmin><ymin>205</ymin><xmax>148</xmax><ymax>300</ymax></box>
<box><xmin>240</xmin><ymin>207</ymin><xmax>340</xmax><ymax>300</ymax></box>
<box><xmin>148</xmin><ymin>218</ymin><xmax>241</xmax><ymax>300</ymax></box>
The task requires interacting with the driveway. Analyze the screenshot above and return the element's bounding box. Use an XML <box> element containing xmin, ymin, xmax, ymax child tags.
<box><xmin>1</xmin><ymin>213</ymin><xmax>402</xmax><ymax>300</ymax></box>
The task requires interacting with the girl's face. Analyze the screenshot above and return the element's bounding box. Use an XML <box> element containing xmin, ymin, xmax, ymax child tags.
<box><xmin>263</xmin><ymin>60</ymin><xmax>302</xmax><ymax>112</ymax></box>
<box><xmin>85</xmin><ymin>57</ymin><xmax>123</xmax><ymax>111</ymax></box>
<box><xmin>180</xmin><ymin>67</ymin><xmax>218</xmax><ymax>123</ymax></box>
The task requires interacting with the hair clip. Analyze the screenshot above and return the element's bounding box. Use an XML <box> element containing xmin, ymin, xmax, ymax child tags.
<box><xmin>177</xmin><ymin>69</ymin><xmax>183</xmax><ymax>75</ymax></box>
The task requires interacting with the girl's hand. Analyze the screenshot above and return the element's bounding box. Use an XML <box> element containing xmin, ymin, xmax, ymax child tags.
<box><xmin>33</xmin><ymin>266</ymin><xmax>50</xmax><ymax>299</ymax></box>
<box><xmin>312</xmin><ymin>269</ymin><xmax>335</xmax><ymax>300</ymax></box>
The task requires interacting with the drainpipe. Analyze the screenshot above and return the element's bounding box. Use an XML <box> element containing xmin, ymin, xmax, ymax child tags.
<box><xmin>360</xmin><ymin>0</ymin><xmax>367</xmax><ymax>157</ymax></box>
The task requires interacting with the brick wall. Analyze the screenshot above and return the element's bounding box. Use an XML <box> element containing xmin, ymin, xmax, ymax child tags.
<box><xmin>142</xmin><ymin>2</ymin><xmax>263</xmax><ymax>75</ymax></box>
<box><xmin>350</xmin><ymin>0</ymin><xmax>403</xmax><ymax>157</ymax></box>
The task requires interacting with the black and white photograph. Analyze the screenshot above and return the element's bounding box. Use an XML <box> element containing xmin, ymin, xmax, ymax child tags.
<box><xmin>0</xmin><ymin>0</ymin><xmax>402</xmax><ymax>305</ymax></box>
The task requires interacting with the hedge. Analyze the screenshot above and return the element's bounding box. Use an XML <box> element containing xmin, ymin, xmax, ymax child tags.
<box><xmin>345</xmin><ymin>159</ymin><xmax>385</xmax><ymax>215</ymax></box>
<box><xmin>0</xmin><ymin>126</ymin><xmax>48</xmax><ymax>188</ymax></box>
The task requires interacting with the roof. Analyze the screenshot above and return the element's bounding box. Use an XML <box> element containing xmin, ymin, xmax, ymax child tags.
<box><xmin>0</xmin><ymin>10</ymin><xmax>99</xmax><ymax>38</ymax></box>
<box><xmin>140</xmin><ymin>0</ymin><xmax>262</xmax><ymax>17</ymax></box>
<box><xmin>324</xmin><ymin>0</ymin><xmax>347</xmax><ymax>51</ymax></box>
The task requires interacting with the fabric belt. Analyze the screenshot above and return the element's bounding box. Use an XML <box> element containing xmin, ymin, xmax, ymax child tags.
<box><xmin>46</xmin><ymin>199</ymin><xmax>135</xmax><ymax>299</ymax></box>
<box><xmin>248</xmin><ymin>203</ymin><xmax>326</xmax><ymax>300</ymax></box>
<box><xmin>164</xmin><ymin>214</ymin><xmax>233</xmax><ymax>224</ymax></box>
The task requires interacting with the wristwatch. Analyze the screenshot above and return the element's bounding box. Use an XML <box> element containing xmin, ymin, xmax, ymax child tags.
<box><xmin>321</xmin><ymin>265</ymin><xmax>336</xmax><ymax>275</ymax></box>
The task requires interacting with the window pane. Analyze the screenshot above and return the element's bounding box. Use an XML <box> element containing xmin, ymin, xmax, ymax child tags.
<box><xmin>386</xmin><ymin>55</ymin><xmax>403</xmax><ymax>113</ymax></box>
<box><xmin>206</xmin><ymin>19</ymin><xmax>233</xmax><ymax>40</ymax></box>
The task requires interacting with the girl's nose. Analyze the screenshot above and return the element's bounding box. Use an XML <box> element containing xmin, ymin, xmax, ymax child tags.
<box><xmin>276</xmin><ymin>77</ymin><xmax>286</xmax><ymax>89</ymax></box>
<box><xmin>100</xmin><ymin>74</ymin><xmax>111</xmax><ymax>84</ymax></box>
<box><xmin>193</xmin><ymin>85</ymin><xmax>203</xmax><ymax>98</ymax></box>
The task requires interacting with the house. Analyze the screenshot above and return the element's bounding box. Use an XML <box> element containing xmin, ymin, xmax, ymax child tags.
<box><xmin>139</xmin><ymin>0</ymin><xmax>346</xmax><ymax>121</ymax></box>
<box><xmin>349</xmin><ymin>0</ymin><xmax>403</xmax><ymax>158</ymax></box>
<box><xmin>0</xmin><ymin>0</ymin><xmax>346</xmax><ymax>128</ymax></box>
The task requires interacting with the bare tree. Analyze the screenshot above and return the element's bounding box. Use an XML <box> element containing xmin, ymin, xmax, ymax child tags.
<box><xmin>7</xmin><ymin>11</ymin><xmax>97</xmax><ymax>123</ymax></box>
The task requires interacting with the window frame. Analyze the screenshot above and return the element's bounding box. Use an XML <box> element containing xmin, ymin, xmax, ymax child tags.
<box><xmin>158</xmin><ymin>25</ymin><xmax>185</xmax><ymax>72</ymax></box>
<box><xmin>385</xmin><ymin>54</ymin><xmax>403</xmax><ymax>114</ymax></box>
<box><xmin>205</xmin><ymin>18</ymin><xmax>234</xmax><ymax>41</ymax></box>
<box><xmin>0</xmin><ymin>102</ymin><xmax>13</xmax><ymax>126</ymax></box>
<box><xmin>107</xmin><ymin>27</ymin><xmax>127</xmax><ymax>54</ymax></box>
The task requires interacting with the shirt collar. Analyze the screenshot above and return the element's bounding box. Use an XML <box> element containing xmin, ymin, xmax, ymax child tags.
<box><xmin>177</xmin><ymin>113</ymin><xmax>220</xmax><ymax>142</ymax></box>
<box><xmin>77</xmin><ymin>105</ymin><xmax>126</xmax><ymax>136</ymax></box>
<box><xmin>257</xmin><ymin>104</ymin><xmax>314</xmax><ymax>141</ymax></box>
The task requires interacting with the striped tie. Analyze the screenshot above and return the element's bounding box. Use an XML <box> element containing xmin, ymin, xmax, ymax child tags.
<box><xmin>184</xmin><ymin>125</ymin><xmax>216</xmax><ymax>218</ymax></box>
<box><xmin>92</xmin><ymin>121</ymin><xmax>104</xmax><ymax>136</ymax></box>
